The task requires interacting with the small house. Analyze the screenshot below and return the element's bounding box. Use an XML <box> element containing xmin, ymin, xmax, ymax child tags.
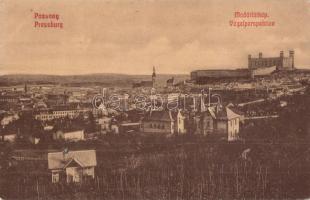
<box><xmin>1</xmin><ymin>132</ymin><xmax>17</xmax><ymax>142</ymax></box>
<box><xmin>48</xmin><ymin>150</ymin><xmax>97</xmax><ymax>183</ymax></box>
<box><xmin>194</xmin><ymin>105</ymin><xmax>241</xmax><ymax>141</ymax></box>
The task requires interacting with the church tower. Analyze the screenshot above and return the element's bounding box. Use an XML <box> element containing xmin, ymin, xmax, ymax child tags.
<box><xmin>152</xmin><ymin>66</ymin><xmax>156</xmax><ymax>88</ymax></box>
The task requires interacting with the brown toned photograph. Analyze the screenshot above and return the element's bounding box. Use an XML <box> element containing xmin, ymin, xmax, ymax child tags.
<box><xmin>0</xmin><ymin>0</ymin><xmax>310</xmax><ymax>199</ymax></box>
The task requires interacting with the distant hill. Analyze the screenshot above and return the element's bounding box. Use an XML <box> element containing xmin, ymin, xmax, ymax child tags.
<box><xmin>0</xmin><ymin>73</ymin><xmax>189</xmax><ymax>87</ymax></box>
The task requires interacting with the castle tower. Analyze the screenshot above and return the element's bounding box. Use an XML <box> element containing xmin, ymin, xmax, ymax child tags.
<box><xmin>279</xmin><ymin>51</ymin><xmax>284</xmax><ymax>70</ymax></box>
<box><xmin>152</xmin><ymin>66</ymin><xmax>156</xmax><ymax>88</ymax></box>
<box><xmin>289</xmin><ymin>50</ymin><xmax>295</xmax><ymax>69</ymax></box>
<box><xmin>280</xmin><ymin>51</ymin><xmax>284</xmax><ymax>58</ymax></box>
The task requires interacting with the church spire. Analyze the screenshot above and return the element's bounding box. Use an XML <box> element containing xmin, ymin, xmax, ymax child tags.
<box><xmin>152</xmin><ymin>66</ymin><xmax>156</xmax><ymax>78</ymax></box>
<box><xmin>152</xmin><ymin>66</ymin><xmax>156</xmax><ymax>88</ymax></box>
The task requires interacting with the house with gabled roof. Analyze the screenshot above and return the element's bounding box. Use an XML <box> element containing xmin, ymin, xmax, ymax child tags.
<box><xmin>48</xmin><ymin>150</ymin><xmax>97</xmax><ymax>183</ymax></box>
<box><xmin>141</xmin><ymin>109</ymin><xmax>185</xmax><ymax>134</ymax></box>
<box><xmin>195</xmin><ymin>105</ymin><xmax>242</xmax><ymax>141</ymax></box>
<box><xmin>1</xmin><ymin>131</ymin><xmax>17</xmax><ymax>142</ymax></box>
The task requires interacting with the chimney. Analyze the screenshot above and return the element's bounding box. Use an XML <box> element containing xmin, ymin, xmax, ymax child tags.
<box><xmin>62</xmin><ymin>148</ymin><xmax>69</xmax><ymax>161</ymax></box>
<box><xmin>259</xmin><ymin>52</ymin><xmax>263</xmax><ymax>58</ymax></box>
<box><xmin>280</xmin><ymin>51</ymin><xmax>284</xmax><ymax>58</ymax></box>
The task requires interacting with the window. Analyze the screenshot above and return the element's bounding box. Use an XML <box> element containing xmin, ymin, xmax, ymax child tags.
<box><xmin>207</xmin><ymin>121</ymin><xmax>210</xmax><ymax>127</ymax></box>
<box><xmin>52</xmin><ymin>173</ymin><xmax>59</xmax><ymax>183</ymax></box>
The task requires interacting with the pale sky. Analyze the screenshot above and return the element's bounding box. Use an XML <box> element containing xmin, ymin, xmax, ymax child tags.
<box><xmin>0</xmin><ymin>0</ymin><xmax>310</xmax><ymax>75</ymax></box>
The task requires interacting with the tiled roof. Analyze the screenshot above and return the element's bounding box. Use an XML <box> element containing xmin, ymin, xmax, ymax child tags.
<box><xmin>224</xmin><ymin>107</ymin><xmax>241</xmax><ymax>120</ymax></box>
<box><xmin>166</xmin><ymin>78</ymin><xmax>174</xmax><ymax>83</ymax></box>
<box><xmin>140</xmin><ymin>81</ymin><xmax>153</xmax><ymax>87</ymax></box>
<box><xmin>48</xmin><ymin>149</ymin><xmax>96</xmax><ymax>170</ymax></box>
<box><xmin>205</xmin><ymin>106</ymin><xmax>241</xmax><ymax>120</ymax></box>
<box><xmin>144</xmin><ymin>110</ymin><xmax>174</xmax><ymax>122</ymax></box>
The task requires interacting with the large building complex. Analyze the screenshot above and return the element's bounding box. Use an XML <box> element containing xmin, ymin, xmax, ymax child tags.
<box><xmin>191</xmin><ymin>69</ymin><xmax>250</xmax><ymax>83</ymax></box>
<box><xmin>191</xmin><ymin>50</ymin><xmax>295</xmax><ymax>83</ymax></box>
<box><xmin>248</xmin><ymin>50</ymin><xmax>294</xmax><ymax>71</ymax></box>
<box><xmin>34</xmin><ymin>105</ymin><xmax>89</xmax><ymax>121</ymax></box>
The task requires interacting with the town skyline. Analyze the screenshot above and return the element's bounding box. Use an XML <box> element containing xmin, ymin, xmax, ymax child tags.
<box><xmin>1</xmin><ymin>0</ymin><xmax>310</xmax><ymax>199</ymax></box>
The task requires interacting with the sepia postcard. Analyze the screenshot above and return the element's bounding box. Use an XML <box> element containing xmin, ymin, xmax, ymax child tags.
<box><xmin>0</xmin><ymin>0</ymin><xmax>310</xmax><ymax>199</ymax></box>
